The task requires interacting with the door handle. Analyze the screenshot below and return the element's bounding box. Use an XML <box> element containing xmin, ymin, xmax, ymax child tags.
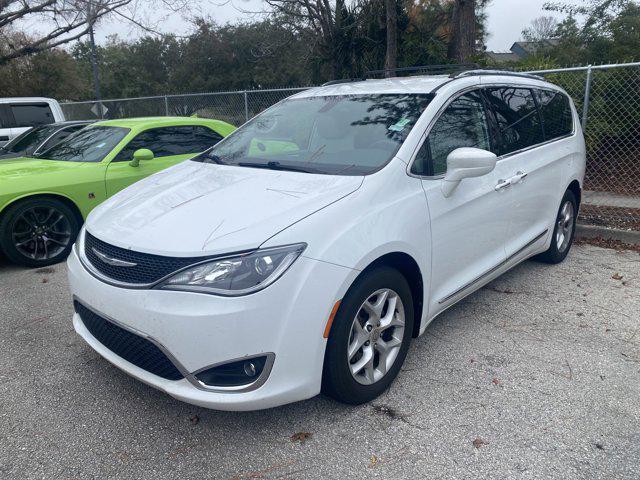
<box><xmin>510</xmin><ymin>171</ymin><xmax>528</xmax><ymax>184</ymax></box>
<box><xmin>495</xmin><ymin>179</ymin><xmax>511</xmax><ymax>191</ymax></box>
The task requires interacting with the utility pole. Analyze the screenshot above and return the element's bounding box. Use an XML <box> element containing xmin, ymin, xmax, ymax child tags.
<box><xmin>87</xmin><ymin>4</ymin><xmax>103</xmax><ymax>118</ymax></box>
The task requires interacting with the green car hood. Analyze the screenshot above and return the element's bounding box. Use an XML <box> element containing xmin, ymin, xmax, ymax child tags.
<box><xmin>0</xmin><ymin>156</ymin><xmax>87</xmax><ymax>182</ymax></box>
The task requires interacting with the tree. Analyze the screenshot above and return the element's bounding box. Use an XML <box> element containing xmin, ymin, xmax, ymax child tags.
<box><xmin>522</xmin><ymin>16</ymin><xmax>558</xmax><ymax>42</ymax></box>
<box><xmin>0</xmin><ymin>0</ymin><xmax>191</xmax><ymax>65</ymax></box>
<box><xmin>448</xmin><ymin>0</ymin><xmax>476</xmax><ymax>62</ymax></box>
<box><xmin>384</xmin><ymin>0</ymin><xmax>397</xmax><ymax>74</ymax></box>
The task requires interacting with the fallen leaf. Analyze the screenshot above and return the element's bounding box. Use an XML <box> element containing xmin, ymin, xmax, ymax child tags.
<box><xmin>472</xmin><ymin>437</ymin><xmax>488</xmax><ymax>449</ymax></box>
<box><xmin>492</xmin><ymin>377</ymin><xmax>500</xmax><ymax>385</ymax></box>
<box><xmin>595</xmin><ymin>443</ymin><xmax>605</xmax><ymax>450</ymax></box>
<box><xmin>41</xmin><ymin>278</ymin><xmax>49</xmax><ymax>284</ymax></box>
<box><xmin>189</xmin><ymin>414</ymin><xmax>199</xmax><ymax>425</ymax></box>
<box><xmin>369</xmin><ymin>455</ymin><xmax>378</xmax><ymax>467</ymax></box>
<box><xmin>290</xmin><ymin>432</ymin><xmax>312</xmax><ymax>444</ymax></box>
<box><xmin>612</xmin><ymin>273</ymin><xmax>623</xmax><ymax>280</ymax></box>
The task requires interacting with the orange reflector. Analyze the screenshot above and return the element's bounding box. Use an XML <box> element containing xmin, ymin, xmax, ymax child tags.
<box><xmin>323</xmin><ymin>300</ymin><xmax>342</xmax><ymax>338</ymax></box>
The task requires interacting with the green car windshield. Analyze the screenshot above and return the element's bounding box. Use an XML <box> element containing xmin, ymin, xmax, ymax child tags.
<box><xmin>193</xmin><ymin>93</ymin><xmax>433</xmax><ymax>175</ymax></box>
<box><xmin>37</xmin><ymin>126</ymin><xmax>129</xmax><ymax>163</ymax></box>
<box><xmin>2</xmin><ymin>125</ymin><xmax>60</xmax><ymax>154</ymax></box>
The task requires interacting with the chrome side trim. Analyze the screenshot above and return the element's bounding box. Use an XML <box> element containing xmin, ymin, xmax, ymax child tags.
<box><xmin>438</xmin><ymin>229</ymin><xmax>548</xmax><ymax>304</ymax></box>
<box><xmin>73</xmin><ymin>296</ymin><xmax>275</xmax><ymax>393</ymax></box>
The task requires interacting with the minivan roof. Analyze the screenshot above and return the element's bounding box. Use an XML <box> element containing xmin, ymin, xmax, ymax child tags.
<box><xmin>294</xmin><ymin>72</ymin><xmax>563</xmax><ymax>98</ymax></box>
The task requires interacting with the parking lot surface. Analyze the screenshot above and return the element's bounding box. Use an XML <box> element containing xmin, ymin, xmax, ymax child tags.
<box><xmin>1</xmin><ymin>244</ymin><xmax>639</xmax><ymax>479</ymax></box>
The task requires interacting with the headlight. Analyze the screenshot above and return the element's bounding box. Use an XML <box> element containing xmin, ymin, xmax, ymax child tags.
<box><xmin>156</xmin><ymin>243</ymin><xmax>306</xmax><ymax>296</ymax></box>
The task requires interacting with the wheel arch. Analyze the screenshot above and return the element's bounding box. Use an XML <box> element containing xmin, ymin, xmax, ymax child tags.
<box><xmin>0</xmin><ymin>192</ymin><xmax>84</xmax><ymax>226</ymax></box>
<box><xmin>357</xmin><ymin>251</ymin><xmax>425</xmax><ymax>338</ymax></box>
<box><xmin>567</xmin><ymin>179</ymin><xmax>582</xmax><ymax>208</ymax></box>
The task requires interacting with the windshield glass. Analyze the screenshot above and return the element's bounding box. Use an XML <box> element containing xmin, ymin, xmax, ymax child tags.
<box><xmin>192</xmin><ymin>93</ymin><xmax>433</xmax><ymax>175</ymax></box>
<box><xmin>3</xmin><ymin>125</ymin><xmax>59</xmax><ymax>154</ymax></box>
<box><xmin>38</xmin><ymin>126</ymin><xmax>129</xmax><ymax>162</ymax></box>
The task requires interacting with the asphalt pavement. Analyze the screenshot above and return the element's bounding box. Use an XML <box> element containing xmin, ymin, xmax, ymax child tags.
<box><xmin>0</xmin><ymin>243</ymin><xmax>638</xmax><ymax>479</ymax></box>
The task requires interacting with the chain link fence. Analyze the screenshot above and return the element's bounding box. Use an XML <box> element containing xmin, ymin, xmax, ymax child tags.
<box><xmin>61</xmin><ymin>63</ymin><xmax>640</xmax><ymax>231</ymax></box>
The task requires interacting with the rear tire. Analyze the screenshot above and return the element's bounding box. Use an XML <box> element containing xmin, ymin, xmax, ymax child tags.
<box><xmin>535</xmin><ymin>190</ymin><xmax>577</xmax><ymax>264</ymax></box>
<box><xmin>0</xmin><ymin>197</ymin><xmax>80</xmax><ymax>268</ymax></box>
<box><xmin>322</xmin><ymin>266</ymin><xmax>414</xmax><ymax>405</ymax></box>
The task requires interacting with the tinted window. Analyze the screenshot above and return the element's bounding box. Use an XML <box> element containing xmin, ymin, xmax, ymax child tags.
<box><xmin>38</xmin><ymin>126</ymin><xmax>129</xmax><ymax>162</ymax></box>
<box><xmin>115</xmin><ymin>126</ymin><xmax>223</xmax><ymax>162</ymax></box>
<box><xmin>193</xmin><ymin>94</ymin><xmax>433</xmax><ymax>175</ymax></box>
<box><xmin>536</xmin><ymin>89</ymin><xmax>573</xmax><ymax>139</ymax></box>
<box><xmin>412</xmin><ymin>91</ymin><xmax>491</xmax><ymax>176</ymax></box>
<box><xmin>11</xmin><ymin>104</ymin><xmax>54</xmax><ymax>127</ymax></box>
<box><xmin>485</xmin><ymin>88</ymin><xmax>544</xmax><ymax>155</ymax></box>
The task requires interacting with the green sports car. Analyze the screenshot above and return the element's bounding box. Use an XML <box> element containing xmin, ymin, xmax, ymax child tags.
<box><xmin>0</xmin><ymin>116</ymin><xmax>236</xmax><ymax>267</ymax></box>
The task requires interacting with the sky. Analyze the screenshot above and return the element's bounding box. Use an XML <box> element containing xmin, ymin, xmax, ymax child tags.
<box><xmin>88</xmin><ymin>0</ymin><xmax>561</xmax><ymax>52</ymax></box>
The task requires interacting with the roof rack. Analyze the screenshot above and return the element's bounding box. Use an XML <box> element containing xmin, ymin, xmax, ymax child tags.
<box><xmin>452</xmin><ymin>69</ymin><xmax>544</xmax><ymax>80</ymax></box>
<box><xmin>365</xmin><ymin>63</ymin><xmax>478</xmax><ymax>78</ymax></box>
<box><xmin>321</xmin><ymin>78</ymin><xmax>367</xmax><ymax>86</ymax></box>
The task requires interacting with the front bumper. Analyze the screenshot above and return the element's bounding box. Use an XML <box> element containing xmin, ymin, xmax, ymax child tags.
<box><xmin>68</xmin><ymin>247</ymin><xmax>356</xmax><ymax>411</ymax></box>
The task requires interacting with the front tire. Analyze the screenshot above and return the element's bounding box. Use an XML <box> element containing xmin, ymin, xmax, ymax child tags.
<box><xmin>535</xmin><ymin>190</ymin><xmax>577</xmax><ymax>264</ymax></box>
<box><xmin>322</xmin><ymin>266</ymin><xmax>414</xmax><ymax>404</ymax></box>
<box><xmin>0</xmin><ymin>197</ymin><xmax>80</xmax><ymax>268</ymax></box>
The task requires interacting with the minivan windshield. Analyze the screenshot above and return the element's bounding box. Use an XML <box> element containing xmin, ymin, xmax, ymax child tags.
<box><xmin>192</xmin><ymin>94</ymin><xmax>433</xmax><ymax>175</ymax></box>
<box><xmin>1</xmin><ymin>125</ymin><xmax>59</xmax><ymax>154</ymax></box>
<box><xmin>37</xmin><ymin>126</ymin><xmax>129</xmax><ymax>162</ymax></box>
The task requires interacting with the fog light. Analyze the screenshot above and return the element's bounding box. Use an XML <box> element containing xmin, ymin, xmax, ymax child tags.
<box><xmin>195</xmin><ymin>355</ymin><xmax>268</xmax><ymax>387</ymax></box>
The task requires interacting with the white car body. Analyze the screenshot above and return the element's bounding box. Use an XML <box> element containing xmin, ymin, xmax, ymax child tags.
<box><xmin>68</xmin><ymin>73</ymin><xmax>586</xmax><ymax>410</ymax></box>
<box><xmin>0</xmin><ymin>97</ymin><xmax>65</xmax><ymax>146</ymax></box>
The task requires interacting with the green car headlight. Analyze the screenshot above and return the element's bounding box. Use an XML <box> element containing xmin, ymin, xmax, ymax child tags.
<box><xmin>156</xmin><ymin>243</ymin><xmax>306</xmax><ymax>296</ymax></box>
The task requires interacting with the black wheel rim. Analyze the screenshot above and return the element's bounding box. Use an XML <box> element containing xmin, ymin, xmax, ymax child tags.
<box><xmin>11</xmin><ymin>206</ymin><xmax>72</xmax><ymax>261</ymax></box>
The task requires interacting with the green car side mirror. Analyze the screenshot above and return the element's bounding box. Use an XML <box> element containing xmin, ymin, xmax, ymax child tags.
<box><xmin>129</xmin><ymin>148</ymin><xmax>154</xmax><ymax>167</ymax></box>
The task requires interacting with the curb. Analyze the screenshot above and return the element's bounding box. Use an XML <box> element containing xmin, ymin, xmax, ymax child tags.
<box><xmin>576</xmin><ymin>224</ymin><xmax>640</xmax><ymax>245</ymax></box>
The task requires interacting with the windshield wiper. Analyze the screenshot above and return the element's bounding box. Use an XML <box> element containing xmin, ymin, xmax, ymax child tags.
<box><xmin>237</xmin><ymin>161</ymin><xmax>319</xmax><ymax>174</ymax></box>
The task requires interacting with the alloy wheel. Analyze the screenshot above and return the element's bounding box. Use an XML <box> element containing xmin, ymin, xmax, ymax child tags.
<box><xmin>555</xmin><ymin>200</ymin><xmax>574</xmax><ymax>253</ymax></box>
<box><xmin>11</xmin><ymin>206</ymin><xmax>72</xmax><ymax>261</ymax></box>
<box><xmin>347</xmin><ymin>288</ymin><xmax>405</xmax><ymax>385</ymax></box>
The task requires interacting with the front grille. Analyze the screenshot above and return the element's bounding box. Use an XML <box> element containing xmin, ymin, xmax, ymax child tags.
<box><xmin>84</xmin><ymin>231</ymin><xmax>210</xmax><ymax>285</ymax></box>
<box><xmin>74</xmin><ymin>301</ymin><xmax>184</xmax><ymax>381</ymax></box>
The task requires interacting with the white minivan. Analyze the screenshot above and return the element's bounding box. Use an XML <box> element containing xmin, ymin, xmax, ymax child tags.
<box><xmin>0</xmin><ymin>97</ymin><xmax>65</xmax><ymax>146</ymax></box>
<box><xmin>68</xmin><ymin>71</ymin><xmax>585</xmax><ymax>411</ymax></box>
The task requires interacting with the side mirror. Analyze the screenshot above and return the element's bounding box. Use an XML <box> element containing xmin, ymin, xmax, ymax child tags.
<box><xmin>129</xmin><ymin>148</ymin><xmax>154</xmax><ymax>167</ymax></box>
<box><xmin>441</xmin><ymin>147</ymin><xmax>497</xmax><ymax>197</ymax></box>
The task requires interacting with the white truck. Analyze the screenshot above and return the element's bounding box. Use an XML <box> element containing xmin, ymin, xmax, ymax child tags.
<box><xmin>0</xmin><ymin>97</ymin><xmax>65</xmax><ymax>146</ymax></box>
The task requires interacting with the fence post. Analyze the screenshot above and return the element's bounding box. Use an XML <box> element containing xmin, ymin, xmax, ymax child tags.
<box><xmin>164</xmin><ymin>96</ymin><xmax>169</xmax><ymax>116</ymax></box>
<box><xmin>243</xmin><ymin>91</ymin><xmax>249</xmax><ymax>122</ymax></box>
<box><xmin>581</xmin><ymin>65</ymin><xmax>593</xmax><ymax>130</ymax></box>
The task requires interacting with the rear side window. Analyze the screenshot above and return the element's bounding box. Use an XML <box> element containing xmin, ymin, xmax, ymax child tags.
<box><xmin>484</xmin><ymin>88</ymin><xmax>543</xmax><ymax>155</ymax></box>
<box><xmin>115</xmin><ymin>126</ymin><xmax>223</xmax><ymax>161</ymax></box>
<box><xmin>412</xmin><ymin>90</ymin><xmax>491</xmax><ymax>176</ymax></box>
<box><xmin>11</xmin><ymin>103</ymin><xmax>54</xmax><ymax>127</ymax></box>
<box><xmin>535</xmin><ymin>89</ymin><xmax>573</xmax><ymax>139</ymax></box>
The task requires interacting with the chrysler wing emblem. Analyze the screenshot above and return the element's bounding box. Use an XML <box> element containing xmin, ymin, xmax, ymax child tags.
<box><xmin>92</xmin><ymin>248</ymin><xmax>137</xmax><ymax>267</ymax></box>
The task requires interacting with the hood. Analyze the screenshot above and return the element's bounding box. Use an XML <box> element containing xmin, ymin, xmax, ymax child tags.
<box><xmin>0</xmin><ymin>156</ymin><xmax>87</xmax><ymax>183</ymax></box>
<box><xmin>86</xmin><ymin>161</ymin><xmax>364</xmax><ymax>256</ymax></box>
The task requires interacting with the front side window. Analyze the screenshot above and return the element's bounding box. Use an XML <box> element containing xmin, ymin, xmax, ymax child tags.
<box><xmin>412</xmin><ymin>90</ymin><xmax>491</xmax><ymax>176</ymax></box>
<box><xmin>114</xmin><ymin>126</ymin><xmax>222</xmax><ymax>162</ymax></box>
<box><xmin>535</xmin><ymin>89</ymin><xmax>573</xmax><ymax>140</ymax></box>
<box><xmin>37</xmin><ymin>126</ymin><xmax>129</xmax><ymax>162</ymax></box>
<box><xmin>11</xmin><ymin>104</ymin><xmax>54</xmax><ymax>127</ymax></box>
<box><xmin>193</xmin><ymin>94</ymin><xmax>433</xmax><ymax>175</ymax></box>
<box><xmin>484</xmin><ymin>87</ymin><xmax>544</xmax><ymax>155</ymax></box>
